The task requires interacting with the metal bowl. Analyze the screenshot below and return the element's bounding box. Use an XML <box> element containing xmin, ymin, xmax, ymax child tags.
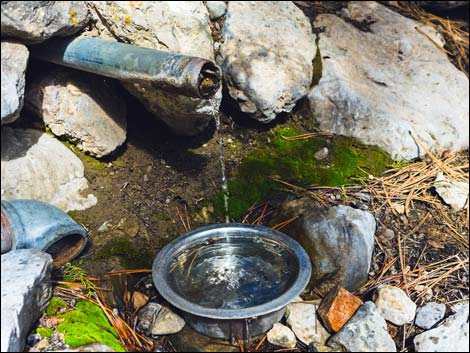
<box><xmin>152</xmin><ymin>223</ymin><xmax>312</xmax><ymax>340</ymax></box>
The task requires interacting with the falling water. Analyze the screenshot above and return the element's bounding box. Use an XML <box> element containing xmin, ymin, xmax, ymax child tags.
<box><xmin>214</xmin><ymin>110</ymin><xmax>230</xmax><ymax>223</ymax></box>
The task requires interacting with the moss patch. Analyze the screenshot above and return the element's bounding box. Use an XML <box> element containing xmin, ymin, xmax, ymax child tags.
<box><xmin>36</xmin><ymin>327</ymin><xmax>53</xmax><ymax>338</ymax></box>
<box><xmin>46</xmin><ymin>297</ymin><xmax>67</xmax><ymax>317</ymax></box>
<box><xmin>214</xmin><ymin>126</ymin><xmax>391</xmax><ymax>220</ymax></box>
<box><xmin>95</xmin><ymin>237</ymin><xmax>154</xmax><ymax>269</ymax></box>
<box><xmin>57</xmin><ymin>300</ymin><xmax>125</xmax><ymax>352</ymax></box>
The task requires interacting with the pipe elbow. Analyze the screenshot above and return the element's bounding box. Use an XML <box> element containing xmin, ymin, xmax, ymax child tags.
<box><xmin>1</xmin><ymin>200</ymin><xmax>88</xmax><ymax>268</ymax></box>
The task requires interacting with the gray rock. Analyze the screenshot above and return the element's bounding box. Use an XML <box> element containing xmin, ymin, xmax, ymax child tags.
<box><xmin>137</xmin><ymin>302</ymin><xmax>185</xmax><ymax>336</ymax></box>
<box><xmin>314</xmin><ymin>147</ymin><xmax>329</xmax><ymax>161</ymax></box>
<box><xmin>219</xmin><ymin>1</ymin><xmax>315</xmax><ymax>122</ymax></box>
<box><xmin>271</xmin><ymin>198</ymin><xmax>376</xmax><ymax>293</ymax></box>
<box><xmin>373</xmin><ymin>286</ymin><xmax>417</xmax><ymax>326</ymax></box>
<box><xmin>87</xmin><ymin>1</ymin><xmax>220</xmax><ymax>136</ymax></box>
<box><xmin>1</xmin><ymin>1</ymin><xmax>89</xmax><ymax>43</ymax></box>
<box><xmin>1</xmin><ymin>128</ymin><xmax>97</xmax><ymax>212</ymax></box>
<box><xmin>170</xmin><ymin>325</ymin><xmax>239</xmax><ymax>352</ymax></box>
<box><xmin>328</xmin><ymin>301</ymin><xmax>396</xmax><ymax>352</ymax></box>
<box><xmin>205</xmin><ymin>1</ymin><xmax>227</xmax><ymax>19</ymax></box>
<box><xmin>63</xmin><ymin>343</ymin><xmax>115</xmax><ymax>352</ymax></box>
<box><xmin>25</xmin><ymin>68</ymin><xmax>127</xmax><ymax>158</ymax></box>
<box><xmin>1</xmin><ymin>249</ymin><xmax>53</xmax><ymax>352</ymax></box>
<box><xmin>285</xmin><ymin>301</ymin><xmax>330</xmax><ymax>345</ymax></box>
<box><xmin>267</xmin><ymin>323</ymin><xmax>297</xmax><ymax>348</ymax></box>
<box><xmin>308</xmin><ymin>1</ymin><xmax>469</xmax><ymax>160</ymax></box>
<box><xmin>415</xmin><ymin>302</ymin><xmax>446</xmax><ymax>330</ymax></box>
<box><xmin>414</xmin><ymin>303</ymin><xmax>469</xmax><ymax>352</ymax></box>
<box><xmin>1</xmin><ymin>41</ymin><xmax>29</xmax><ymax>125</ymax></box>
<box><xmin>434</xmin><ymin>172</ymin><xmax>469</xmax><ymax>211</ymax></box>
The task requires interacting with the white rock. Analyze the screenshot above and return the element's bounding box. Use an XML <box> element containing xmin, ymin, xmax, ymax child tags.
<box><xmin>434</xmin><ymin>172</ymin><xmax>469</xmax><ymax>211</ymax></box>
<box><xmin>1</xmin><ymin>249</ymin><xmax>53</xmax><ymax>352</ymax></box>
<box><xmin>1</xmin><ymin>128</ymin><xmax>97</xmax><ymax>212</ymax></box>
<box><xmin>415</xmin><ymin>302</ymin><xmax>446</xmax><ymax>330</ymax></box>
<box><xmin>374</xmin><ymin>286</ymin><xmax>417</xmax><ymax>325</ymax></box>
<box><xmin>205</xmin><ymin>1</ymin><xmax>227</xmax><ymax>19</ymax></box>
<box><xmin>328</xmin><ymin>301</ymin><xmax>396</xmax><ymax>352</ymax></box>
<box><xmin>1</xmin><ymin>41</ymin><xmax>29</xmax><ymax>125</ymax></box>
<box><xmin>308</xmin><ymin>1</ymin><xmax>469</xmax><ymax>160</ymax></box>
<box><xmin>267</xmin><ymin>323</ymin><xmax>297</xmax><ymax>348</ymax></box>
<box><xmin>151</xmin><ymin>305</ymin><xmax>185</xmax><ymax>336</ymax></box>
<box><xmin>414</xmin><ymin>303</ymin><xmax>469</xmax><ymax>352</ymax></box>
<box><xmin>285</xmin><ymin>302</ymin><xmax>330</xmax><ymax>345</ymax></box>
<box><xmin>314</xmin><ymin>147</ymin><xmax>329</xmax><ymax>160</ymax></box>
<box><xmin>220</xmin><ymin>1</ymin><xmax>315</xmax><ymax>122</ymax></box>
<box><xmin>88</xmin><ymin>1</ymin><xmax>220</xmax><ymax>136</ymax></box>
<box><xmin>26</xmin><ymin>68</ymin><xmax>127</xmax><ymax>158</ymax></box>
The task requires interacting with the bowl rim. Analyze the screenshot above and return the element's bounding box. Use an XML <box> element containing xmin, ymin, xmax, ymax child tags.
<box><xmin>152</xmin><ymin>223</ymin><xmax>312</xmax><ymax>320</ymax></box>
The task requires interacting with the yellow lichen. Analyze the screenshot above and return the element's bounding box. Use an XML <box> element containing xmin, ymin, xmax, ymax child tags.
<box><xmin>69</xmin><ymin>10</ymin><xmax>78</xmax><ymax>25</ymax></box>
<box><xmin>124</xmin><ymin>16</ymin><xmax>132</xmax><ymax>24</ymax></box>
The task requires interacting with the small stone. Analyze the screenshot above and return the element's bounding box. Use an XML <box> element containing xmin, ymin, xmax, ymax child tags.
<box><xmin>205</xmin><ymin>1</ymin><xmax>227</xmax><ymax>19</ymax></box>
<box><xmin>373</xmin><ymin>286</ymin><xmax>416</xmax><ymax>325</ymax></box>
<box><xmin>414</xmin><ymin>303</ymin><xmax>469</xmax><ymax>352</ymax></box>
<box><xmin>434</xmin><ymin>172</ymin><xmax>469</xmax><ymax>211</ymax></box>
<box><xmin>415</xmin><ymin>302</ymin><xmax>446</xmax><ymax>329</ymax></box>
<box><xmin>317</xmin><ymin>286</ymin><xmax>363</xmax><ymax>333</ymax></box>
<box><xmin>131</xmin><ymin>291</ymin><xmax>149</xmax><ymax>312</ymax></box>
<box><xmin>328</xmin><ymin>301</ymin><xmax>396</xmax><ymax>352</ymax></box>
<box><xmin>36</xmin><ymin>338</ymin><xmax>50</xmax><ymax>350</ymax></box>
<box><xmin>151</xmin><ymin>306</ymin><xmax>185</xmax><ymax>336</ymax></box>
<box><xmin>170</xmin><ymin>325</ymin><xmax>239</xmax><ymax>352</ymax></box>
<box><xmin>98</xmin><ymin>222</ymin><xmax>110</xmax><ymax>233</ymax></box>
<box><xmin>267</xmin><ymin>323</ymin><xmax>297</xmax><ymax>348</ymax></box>
<box><xmin>314</xmin><ymin>147</ymin><xmax>329</xmax><ymax>161</ymax></box>
<box><xmin>285</xmin><ymin>302</ymin><xmax>330</xmax><ymax>345</ymax></box>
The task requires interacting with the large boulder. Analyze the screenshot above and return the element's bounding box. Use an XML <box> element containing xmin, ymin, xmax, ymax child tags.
<box><xmin>308</xmin><ymin>1</ymin><xmax>469</xmax><ymax>160</ymax></box>
<box><xmin>219</xmin><ymin>1</ymin><xmax>315</xmax><ymax>122</ymax></box>
<box><xmin>271</xmin><ymin>198</ymin><xmax>375</xmax><ymax>293</ymax></box>
<box><xmin>1</xmin><ymin>249</ymin><xmax>52</xmax><ymax>352</ymax></box>
<box><xmin>1</xmin><ymin>41</ymin><xmax>29</xmax><ymax>125</ymax></box>
<box><xmin>1</xmin><ymin>1</ymin><xmax>89</xmax><ymax>43</ymax></box>
<box><xmin>25</xmin><ymin>67</ymin><xmax>127</xmax><ymax>158</ymax></box>
<box><xmin>87</xmin><ymin>1</ymin><xmax>221</xmax><ymax>136</ymax></box>
<box><xmin>1</xmin><ymin>128</ymin><xmax>97</xmax><ymax>212</ymax></box>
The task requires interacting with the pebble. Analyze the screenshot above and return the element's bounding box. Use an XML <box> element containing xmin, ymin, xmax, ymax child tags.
<box><xmin>314</xmin><ymin>147</ymin><xmax>329</xmax><ymax>160</ymax></box>
<box><xmin>285</xmin><ymin>302</ymin><xmax>330</xmax><ymax>345</ymax></box>
<box><xmin>267</xmin><ymin>323</ymin><xmax>297</xmax><ymax>348</ymax></box>
<box><xmin>373</xmin><ymin>285</ymin><xmax>416</xmax><ymax>325</ymax></box>
<box><xmin>414</xmin><ymin>302</ymin><xmax>446</xmax><ymax>330</ymax></box>
<box><xmin>434</xmin><ymin>172</ymin><xmax>469</xmax><ymax>211</ymax></box>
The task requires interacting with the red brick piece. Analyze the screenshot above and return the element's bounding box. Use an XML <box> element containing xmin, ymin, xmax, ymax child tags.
<box><xmin>317</xmin><ymin>286</ymin><xmax>363</xmax><ymax>333</ymax></box>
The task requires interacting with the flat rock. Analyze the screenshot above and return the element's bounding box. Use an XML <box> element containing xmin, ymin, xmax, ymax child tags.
<box><xmin>26</xmin><ymin>68</ymin><xmax>127</xmax><ymax>158</ymax></box>
<box><xmin>1</xmin><ymin>1</ymin><xmax>89</xmax><ymax>43</ymax></box>
<box><xmin>308</xmin><ymin>1</ymin><xmax>469</xmax><ymax>160</ymax></box>
<box><xmin>267</xmin><ymin>323</ymin><xmax>297</xmax><ymax>348</ymax></box>
<box><xmin>1</xmin><ymin>128</ymin><xmax>97</xmax><ymax>212</ymax></box>
<box><xmin>373</xmin><ymin>286</ymin><xmax>416</xmax><ymax>325</ymax></box>
<box><xmin>137</xmin><ymin>302</ymin><xmax>185</xmax><ymax>336</ymax></box>
<box><xmin>170</xmin><ymin>325</ymin><xmax>239</xmax><ymax>352</ymax></box>
<box><xmin>205</xmin><ymin>1</ymin><xmax>227</xmax><ymax>19</ymax></box>
<box><xmin>1</xmin><ymin>249</ymin><xmax>53</xmax><ymax>352</ymax></box>
<box><xmin>219</xmin><ymin>1</ymin><xmax>315</xmax><ymax>122</ymax></box>
<box><xmin>328</xmin><ymin>301</ymin><xmax>396</xmax><ymax>352</ymax></box>
<box><xmin>415</xmin><ymin>302</ymin><xmax>446</xmax><ymax>330</ymax></box>
<box><xmin>414</xmin><ymin>303</ymin><xmax>469</xmax><ymax>352</ymax></box>
<box><xmin>1</xmin><ymin>41</ymin><xmax>29</xmax><ymax>125</ymax></box>
<box><xmin>87</xmin><ymin>1</ymin><xmax>220</xmax><ymax>136</ymax></box>
<box><xmin>270</xmin><ymin>198</ymin><xmax>376</xmax><ymax>293</ymax></box>
<box><xmin>434</xmin><ymin>172</ymin><xmax>469</xmax><ymax>211</ymax></box>
<box><xmin>317</xmin><ymin>286</ymin><xmax>363</xmax><ymax>333</ymax></box>
<box><xmin>285</xmin><ymin>302</ymin><xmax>330</xmax><ymax>345</ymax></box>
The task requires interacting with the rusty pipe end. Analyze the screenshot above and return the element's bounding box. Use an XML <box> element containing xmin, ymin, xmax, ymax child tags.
<box><xmin>179</xmin><ymin>58</ymin><xmax>222</xmax><ymax>99</ymax></box>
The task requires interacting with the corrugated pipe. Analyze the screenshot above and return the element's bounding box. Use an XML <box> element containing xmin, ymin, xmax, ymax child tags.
<box><xmin>30</xmin><ymin>36</ymin><xmax>221</xmax><ymax>99</ymax></box>
<box><xmin>1</xmin><ymin>200</ymin><xmax>88</xmax><ymax>268</ymax></box>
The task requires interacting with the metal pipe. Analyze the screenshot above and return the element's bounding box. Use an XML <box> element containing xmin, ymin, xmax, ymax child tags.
<box><xmin>1</xmin><ymin>200</ymin><xmax>88</xmax><ymax>268</ymax></box>
<box><xmin>30</xmin><ymin>37</ymin><xmax>221</xmax><ymax>99</ymax></box>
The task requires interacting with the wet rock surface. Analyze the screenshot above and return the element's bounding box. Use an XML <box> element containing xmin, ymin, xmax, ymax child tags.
<box><xmin>328</xmin><ymin>301</ymin><xmax>397</xmax><ymax>352</ymax></box>
<box><xmin>1</xmin><ymin>249</ymin><xmax>52</xmax><ymax>352</ymax></box>
<box><xmin>414</xmin><ymin>303</ymin><xmax>469</xmax><ymax>352</ymax></box>
<box><xmin>1</xmin><ymin>128</ymin><xmax>97</xmax><ymax>212</ymax></box>
<box><xmin>414</xmin><ymin>302</ymin><xmax>446</xmax><ymax>330</ymax></box>
<box><xmin>220</xmin><ymin>1</ymin><xmax>315</xmax><ymax>122</ymax></box>
<box><xmin>26</xmin><ymin>68</ymin><xmax>127</xmax><ymax>158</ymax></box>
<box><xmin>1</xmin><ymin>41</ymin><xmax>29</xmax><ymax>125</ymax></box>
<box><xmin>285</xmin><ymin>301</ymin><xmax>330</xmax><ymax>345</ymax></box>
<box><xmin>373</xmin><ymin>286</ymin><xmax>417</xmax><ymax>326</ymax></box>
<box><xmin>88</xmin><ymin>1</ymin><xmax>220</xmax><ymax>136</ymax></box>
<box><xmin>272</xmin><ymin>198</ymin><xmax>376</xmax><ymax>293</ymax></box>
<box><xmin>267</xmin><ymin>323</ymin><xmax>297</xmax><ymax>348</ymax></box>
<box><xmin>308</xmin><ymin>1</ymin><xmax>469</xmax><ymax>160</ymax></box>
<box><xmin>0</xmin><ymin>1</ymin><xmax>89</xmax><ymax>43</ymax></box>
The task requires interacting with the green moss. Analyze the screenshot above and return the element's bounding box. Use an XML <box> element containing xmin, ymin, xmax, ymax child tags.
<box><xmin>57</xmin><ymin>300</ymin><xmax>125</xmax><ymax>352</ymax></box>
<box><xmin>36</xmin><ymin>327</ymin><xmax>54</xmax><ymax>338</ymax></box>
<box><xmin>311</xmin><ymin>41</ymin><xmax>322</xmax><ymax>87</ymax></box>
<box><xmin>46</xmin><ymin>297</ymin><xmax>67</xmax><ymax>316</ymax></box>
<box><xmin>214</xmin><ymin>126</ymin><xmax>392</xmax><ymax>220</ymax></box>
<box><xmin>96</xmin><ymin>237</ymin><xmax>154</xmax><ymax>269</ymax></box>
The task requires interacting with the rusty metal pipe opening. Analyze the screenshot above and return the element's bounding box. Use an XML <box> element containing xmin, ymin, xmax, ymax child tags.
<box><xmin>30</xmin><ymin>37</ymin><xmax>222</xmax><ymax>99</ymax></box>
<box><xmin>43</xmin><ymin>233</ymin><xmax>87</xmax><ymax>268</ymax></box>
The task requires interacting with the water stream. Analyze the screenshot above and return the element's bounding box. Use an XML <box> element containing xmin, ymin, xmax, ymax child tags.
<box><xmin>214</xmin><ymin>110</ymin><xmax>230</xmax><ymax>223</ymax></box>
